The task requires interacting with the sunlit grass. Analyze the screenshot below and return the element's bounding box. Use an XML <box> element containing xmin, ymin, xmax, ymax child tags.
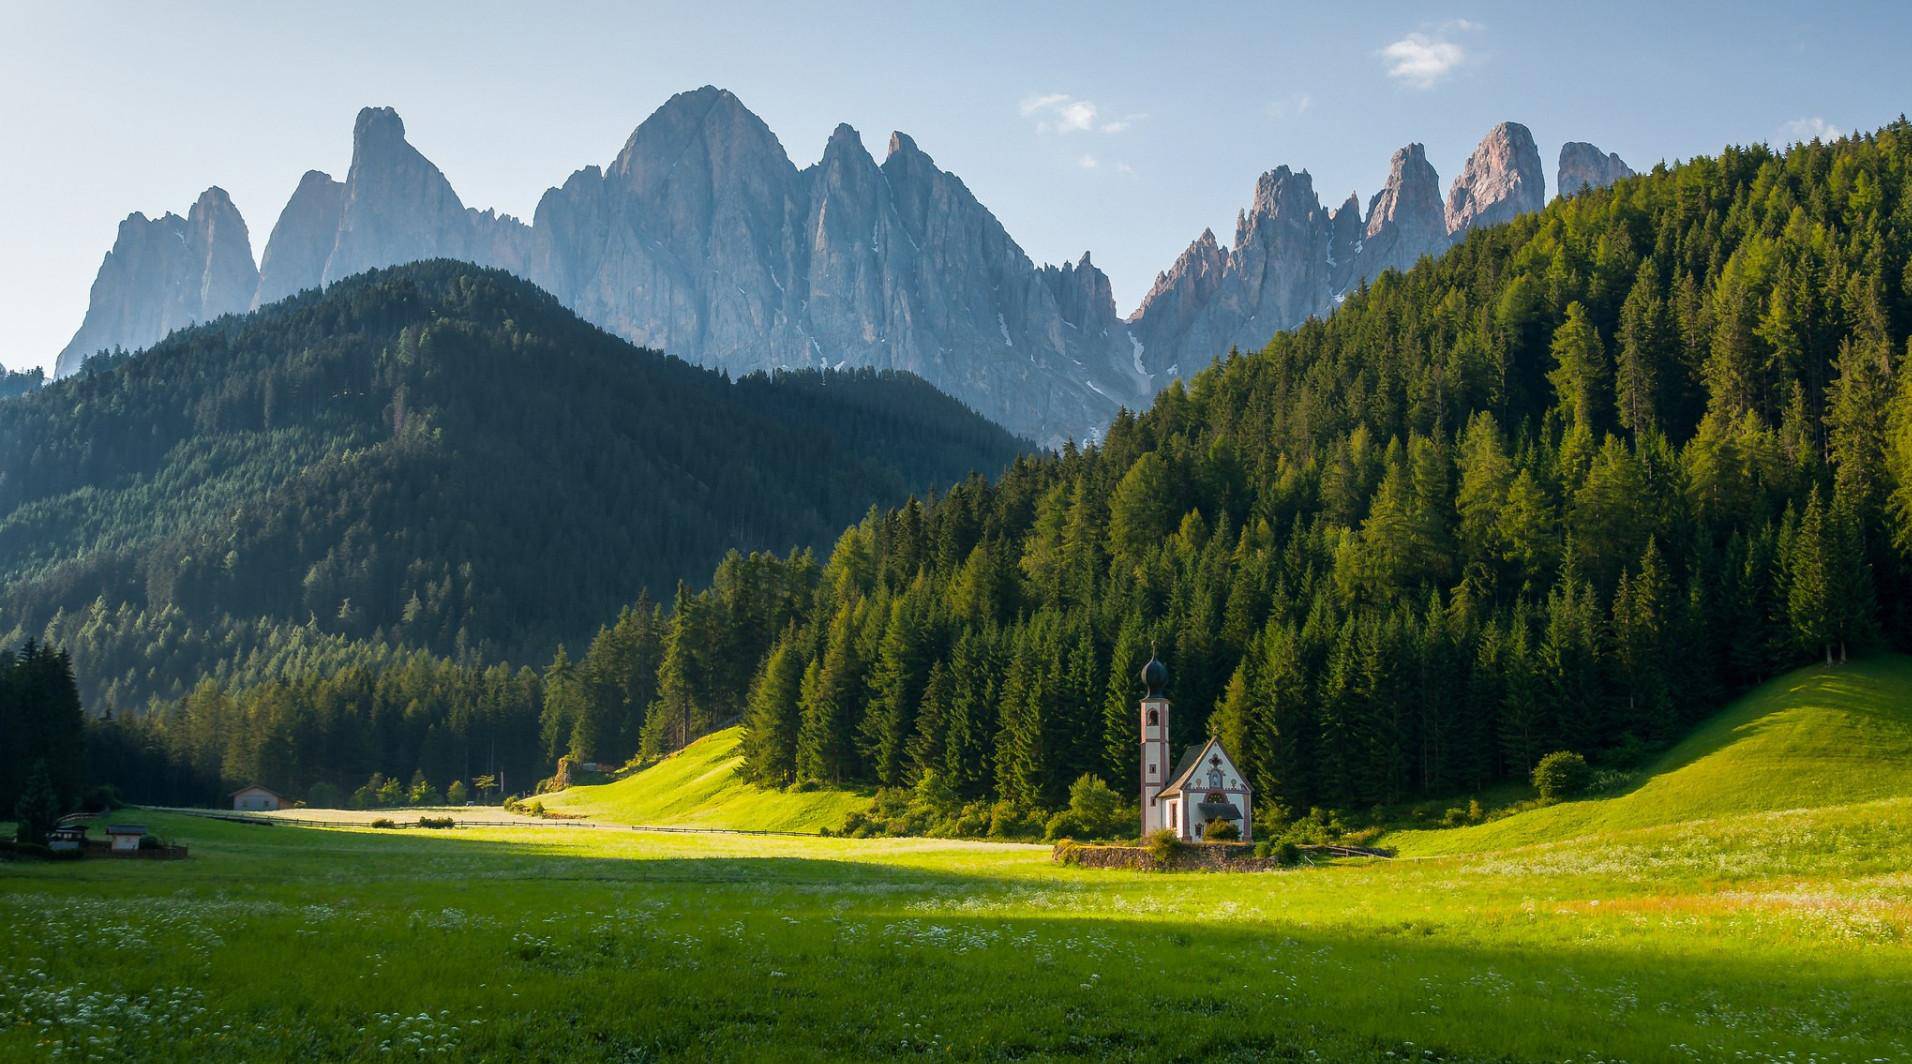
<box><xmin>533</xmin><ymin>726</ymin><xmax>868</xmax><ymax>831</ymax></box>
<box><xmin>8</xmin><ymin>660</ymin><xmax>1912</xmax><ymax>1061</ymax></box>
<box><xmin>3</xmin><ymin>799</ymin><xmax>1908</xmax><ymax>1063</ymax></box>
<box><xmin>1390</xmin><ymin>657</ymin><xmax>1912</xmax><ymax>856</ymax></box>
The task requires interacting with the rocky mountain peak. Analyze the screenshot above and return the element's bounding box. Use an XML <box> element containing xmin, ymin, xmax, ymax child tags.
<box><xmin>885</xmin><ymin>131</ymin><xmax>922</xmax><ymax>161</ymax></box>
<box><xmin>254</xmin><ymin>171</ymin><xmax>345</xmax><ymax>307</ymax></box>
<box><xmin>1359</xmin><ymin>143</ymin><xmax>1447</xmax><ymax>277</ymax></box>
<box><xmin>352</xmin><ymin>106</ymin><xmax>407</xmax><ymax>151</ymax></box>
<box><xmin>1557</xmin><ymin>142</ymin><xmax>1635</xmax><ymax>198</ymax></box>
<box><xmin>54</xmin><ymin>187</ymin><xmax>257</xmax><ymax>378</ymax></box>
<box><xmin>1444</xmin><ymin>121</ymin><xmax>1545</xmax><ymax>233</ymax></box>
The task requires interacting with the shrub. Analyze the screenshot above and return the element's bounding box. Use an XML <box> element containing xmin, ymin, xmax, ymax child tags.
<box><xmin>1202</xmin><ymin>819</ymin><xmax>1240</xmax><ymax>842</ymax></box>
<box><xmin>1253</xmin><ymin>840</ymin><xmax>1272</xmax><ymax>859</ymax></box>
<box><xmin>1533</xmin><ymin>751</ymin><xmax>1592</xmax><ymax>801</ymax></box>
<box><xmin>1144</xmin><ymin>828</ymin><xmax>1186</xmax><ymax>867</ymax></box>
<box><xmin>369</xmin><ymin>818</ymin><xmax>397</xmax><ymax>829</ymax></box>
<box><xmin>1273</xmin><ymin>842</ymin><xmax>1302</xmax><ymax>867</ymax></box>
<box><xmin>986</xmin><ymin>801</ymin><xmax>1043</xmax><ymax>839</ymax></box>
<box><xmin>445</xmin><ymin>780</ymin><xmax>469</xmax><ymax>805</ymax></box>
<box><xmin>1043</xmin><ymin>810</ymin><xmax>1085</xmax><ymax>842</ymax></box>
<box><xmin>1064</xmin><ymin>774</ymin><xmax>1129</xmax><ymax>839</ymax></box>
<box><xmin>306</xmin><ymin>782</ymin><xmax>343</xmax><ymax>809</ymax></box>
<box><xmin>416</xmin><ymin>816</ymin><xmax>456</xmax><ymax>829</ymax></box>
<box><xmin>1052</xmin><ymin>839</ymin><xmax>1083</xmax><ymax>865</ymax></box>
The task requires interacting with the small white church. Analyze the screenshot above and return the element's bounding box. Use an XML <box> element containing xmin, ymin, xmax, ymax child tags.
<box><xmin>1138</xmin><ymin>652</ymin><xmax>1253</xmax><ymax>842</ymax></box>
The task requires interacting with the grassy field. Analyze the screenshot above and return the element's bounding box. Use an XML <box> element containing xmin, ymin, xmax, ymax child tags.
<box><xmin>3</xmin><ymin>662</ymin><xmax>1910</xmax><ymax>1062</ymax></box>
<box><xmin>534</xmin><ymin>726</ymin><xmax>868</xmax><ymax>831</ymax></box>
<box><xmin>1388</xmin><ymin>656</ymin><xmax>1912</xmax><ymax>855</ymax></box>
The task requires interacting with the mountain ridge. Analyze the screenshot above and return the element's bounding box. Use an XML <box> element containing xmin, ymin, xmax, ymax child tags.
<box><xmin>51</xmin><ymin>87</ymin><xmax>1635</xmax><ymax>443</ymax></box>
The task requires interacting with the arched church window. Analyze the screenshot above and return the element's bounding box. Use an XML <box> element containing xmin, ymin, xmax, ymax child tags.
<box><xmin>1146</xmin><ymin>708</ymin><xmax>1158</xmax><ymax>725</ymax></box>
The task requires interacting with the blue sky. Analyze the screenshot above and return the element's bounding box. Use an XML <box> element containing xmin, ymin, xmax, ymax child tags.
<box><xmin>3</xmin><ymin>1</ymin><xmax>1907</xmax><ymax>374</ymax></box>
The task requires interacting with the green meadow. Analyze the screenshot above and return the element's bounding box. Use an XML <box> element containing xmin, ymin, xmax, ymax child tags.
<box><xmin>5</xmin><ymin>661</ymin><xmax>1912</xmax><ymax>1063</ymax></box>
<box><xmin>534</xmin><ymin>726</ymin><xmax>869</xmax><ymax>832</ymax></box>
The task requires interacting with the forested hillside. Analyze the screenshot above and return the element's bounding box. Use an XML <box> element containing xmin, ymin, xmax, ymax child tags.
<box><xmin>76</xmin><ymin>124</ymin><xmax>1912</xmax><ymax>815</ymax></box>
<box><xmin>698</xmin><ymin>120</ymin><xmax>1911</xmax><ymax>817</ymax></box>
<box><xmin>0</xmin><ymin>262</ymin><xmax>1026</xmax><ymax>712</ymax></box>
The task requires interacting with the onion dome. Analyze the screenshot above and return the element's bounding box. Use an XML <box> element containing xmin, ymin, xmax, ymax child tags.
<box><xmin>1140</xmin><ymin>649</ymin><xmax>1168</xmax><ymax>698</ymax></box>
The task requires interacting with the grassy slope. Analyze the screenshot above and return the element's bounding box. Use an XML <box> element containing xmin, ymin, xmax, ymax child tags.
<box><xmin>1391</xmin><ymin>655</ymin><xmax>1912</xmax><ymax>856</ymax></box>
<box><xmin>533</xmin><ymin>726</ymin><xmax>868</xmax><ymax>832</ymax></box>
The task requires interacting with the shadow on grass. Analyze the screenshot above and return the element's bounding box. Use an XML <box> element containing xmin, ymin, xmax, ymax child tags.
<box><xmin>9</xmin><ymin>813</ymin><xmax>1911</xmax><ymax>1063</ymax></box>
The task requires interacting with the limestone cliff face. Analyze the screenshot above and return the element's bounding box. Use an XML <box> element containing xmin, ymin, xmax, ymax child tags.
<box><xmin>53</xmin><ymin>93</ymin><xmax>1598</xmax><ymax>442</ymax></box>
<box><xmin>1360</xmin><ymin>143</ymin><xmax>1449</xmax><ymax>277</ymax></box>
<box><xmin>1444</xmin><ymin>122</ymin><xmax>1546</xmax><ymax>233</ymax></box>
<box><xmin>1557</xmin><ymin>142</ymin><xmax>1635</xmax><ymax>197</ymax></box>
<box><xmin>54</xmin><ymin>187</ymin><xmax>257</xmax><ymax>378</ymax></box>
<box><xmin>1127</xmin><ymin>145</ymin><xmax>1450</xmax><ymax>378</ymax></box>
<box><xmin>253</xmin><ymin>170</ymin><xmax>343</xmax><ymax>307</ymax></box>
<box><xmin>524</xmin><ymin>89</ymin><xmax>1139</xmax><ymax>443</ymax></box>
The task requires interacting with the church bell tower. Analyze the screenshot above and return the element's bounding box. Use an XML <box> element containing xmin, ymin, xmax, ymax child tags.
<box><xmin>1139</xmin><ymin>649</ymin><xmax>1171</xmax><ymax>836</ymax></box>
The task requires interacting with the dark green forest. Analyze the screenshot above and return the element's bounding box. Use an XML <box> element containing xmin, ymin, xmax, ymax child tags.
<box><xmin>0</xmin><ymin>365</ymin><xmax>43</xmax><ymax>400</ymax></box>
<box><xmin>0</xmin><ymin>262</ymin><xmax>1026</xmax><ymax>716</ymax></box>
<box><xmin>32</xmin><ymin>123</ymin><xmax>1912</xmax><ymax>819</ymax></box>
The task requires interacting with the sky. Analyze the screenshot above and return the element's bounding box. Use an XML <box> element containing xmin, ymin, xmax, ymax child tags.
<box><xmin>3</xmin><ymin>0</ymin><xmax>1908</xmax><ymax>375</ymax></box>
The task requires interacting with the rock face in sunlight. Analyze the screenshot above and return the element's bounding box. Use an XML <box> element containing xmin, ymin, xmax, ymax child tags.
<box><xmin>1444</xmin><ymin>121</ymin><xmax>1546</xmax><ymax>233</ymax></box>
<box><xmin>54</xmin><ymin>187</ymin><xmax>257</xmax><ymax>378</ymax></box>
<box><xmin>1557</xmin><ymin>141</ymin><xmax>1635</xmax><ymax>198</ymax></box>
<box><xmin>51</xmin><ymin>90</ymin><xmax>1584</xmax><ymax>444</ymax></box>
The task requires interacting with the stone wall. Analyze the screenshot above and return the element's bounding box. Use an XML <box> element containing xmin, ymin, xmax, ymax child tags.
<box><xmin>1052</xmin><ymin>841</ymin><xmax>1280</xmax><ymax>873</ymax></box>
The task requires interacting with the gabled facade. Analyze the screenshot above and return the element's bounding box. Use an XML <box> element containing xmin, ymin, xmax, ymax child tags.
<box><xmin>230</xmin><ymin>784</ymin><xmax>286</xmax><ymax>812</ymax></box>
<box><xmin>1155</xmin><ymin>738</ymin><xmax>1253</xmax><ymax>842</ymax></box>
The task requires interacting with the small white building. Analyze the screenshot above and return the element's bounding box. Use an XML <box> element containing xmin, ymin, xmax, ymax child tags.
<box><xmin>230</xmin><ymin>785</ymin><xmax>286</xmax><ymax>812</ymax></box>
<box><xmin>1138</xmin><ymin>653</ymin><xmax>1253</xmax><ymax>842</ymax></box>
<box><xmin>106</xmin><ymin>825</ymin><xmax>146</xmax><ymax>853</ymax></box>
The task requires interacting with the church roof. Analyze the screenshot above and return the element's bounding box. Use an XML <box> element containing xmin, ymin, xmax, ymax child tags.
<box><xmin>1156</xmin><ymin>737</ymin><xmax>1251</xmax><ymax>799</ymax></box>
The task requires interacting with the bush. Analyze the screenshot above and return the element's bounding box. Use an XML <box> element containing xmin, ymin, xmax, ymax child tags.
<box><xmin>1532</xmin><ymin>751</ymin><xmax>1592</xmax><ymax>801</ymax></box>
<box><xmin>1052</xmin><ymin>839</ymin><xmax>1084</xmax><ymax>865</ymax></box>
<box><xmin>416</xmin><ymin>816</ymin><xmax>456</xmax><ymax>829</ymax></box>
<box><xmin>1063</xmin><ymin>774</ymin><xmax>1129</xmax><ymax>839</ymax></box>
<box><xmin>1144</xmin><ymin>828</ymin><xmax>1186</xmax><ymax>867</ymax></box>
<box><xmin>445</xmin><ymin>780</ymin><xmax>469</xmax><ymax>805</ymax></box>
<box><xmin>1202</xmin><ymin>818</ymin><xmax>1240</xmax><ymax>842</ymax></box>
<box><xmin>986</xmin><ymin>801</ymin><xmax>1043</xmax><ymax>839</ymax></box>
<box><xmin>306</xmin><ymin>782</ymin><xmax>343</xmax><ymax>809</ymax></box>
<box><xmin>1273</xmin><ymin>842</ymin><xmax>1302</xmax><ymax>867</ymax></box>
<box><xmin>369</xmin><ymin>817</ymin><xmax>397</xmax><ymax>829</ymax></box>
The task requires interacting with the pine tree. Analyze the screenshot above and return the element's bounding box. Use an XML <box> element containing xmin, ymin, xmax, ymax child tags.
<box><xmin>1615</xmin><ymin>263</ymin><xmax>1670</xmax><ymax>435</ymax></box>
<box><xmin>796</xmin><ymin>603</ymin><xmax>864</xmax><ymax>785</ymax></box>
<box><xmin>1548</xmin><ymin>301</ymin><xmax>1611</xmax><ymax>428</ymax></box>
<box><xmin>858</xmin><ymin>593</ymin><xmax>928</xmax><ymax>787</ymax></box>
<box><xmin>739</xmin><ymin>635</ymin><xmax>805</xmax><ymax>786</ymax></box>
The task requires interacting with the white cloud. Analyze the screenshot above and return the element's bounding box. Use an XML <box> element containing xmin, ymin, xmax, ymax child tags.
<box><xmin>1077</xmin><ymin>154</ymin><xmax>1100</xmax><ymax>169</ymax></box>
<box><xmin>1020</xmin><ymin>93</ymin><xmax>1139</xmax><ymax>135</ymax></box>
<box><xmin>1379</xmin><ymin>21</ymin><xmax>1481</xmax><ymax>89</ymax></box>
<box><xmin>1781</xmin><ymin>116</ymin><xmax>1844</xmax><ymax>142</ymax></box>
<box><xmin>1382</xmin><ymin>33</ymin><xmax>1466</xmax><ymax>89</ymax></box>
<box><xmin>1266</xmin><ymin>92</ymin><xmax>1313</xmax><ymax>121</ymax></box>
